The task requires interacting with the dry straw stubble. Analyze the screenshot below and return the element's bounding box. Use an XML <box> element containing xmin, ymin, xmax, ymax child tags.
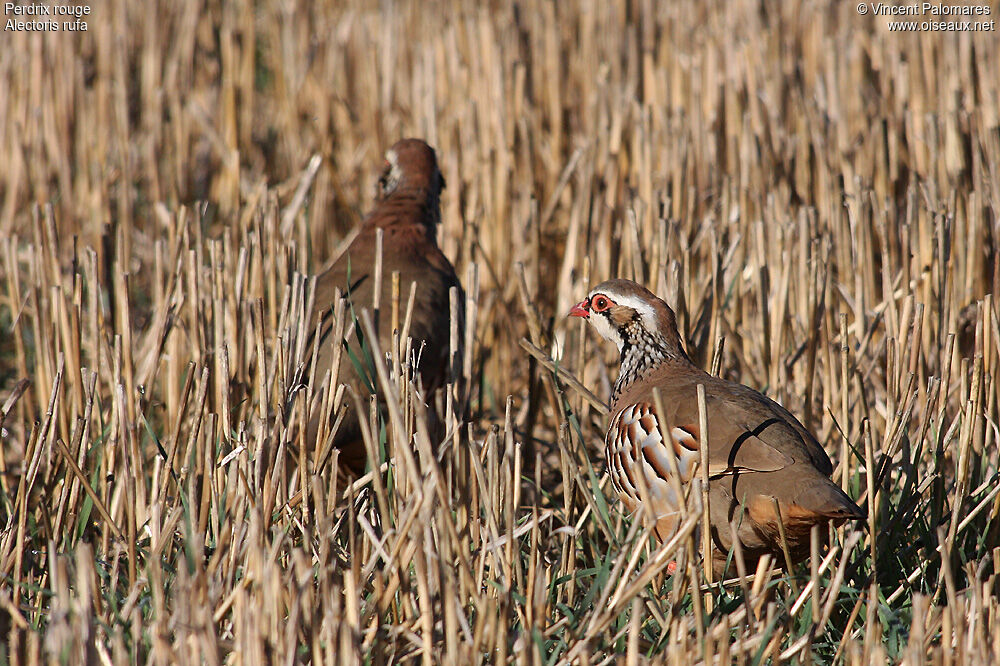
<box><xmin>1</xmin><ymin>0</ymin><xmax>1000</xmax><ymax>663</ymax></box>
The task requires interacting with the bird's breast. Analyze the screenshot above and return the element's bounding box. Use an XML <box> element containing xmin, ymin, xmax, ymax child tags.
<box><xmin>605</xmin><ymin>402</ymin><xmax>702</xmax><ymax>535</ymax></box>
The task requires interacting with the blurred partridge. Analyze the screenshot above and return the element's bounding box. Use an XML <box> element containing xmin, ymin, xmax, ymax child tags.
<box><xmin>570</xmin><ymin>279</ymin><xmax>863</xmax><ymax>576</ymax></box>
<box><xmin>308</xmin><ymin>139</ymin><xmax>462</xmax><ymax>474</ymax></box>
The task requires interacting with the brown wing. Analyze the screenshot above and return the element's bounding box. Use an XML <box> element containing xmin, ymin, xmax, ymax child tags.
<box><xmin>715</xmin><ymin>380</ymin><xmax>834</xmax><ymax>475</ymax></box>
<box><xmin>305</xmin><ymin>208</ymin><xmax>461</xmax><ymax>476</ymax></box>
<box><xmin>310</xmin><ymin>221</ymin><xmax>462</xmax><ymax>394</ymax></box>
<box><xmin>613</xmin><ymin>369</ymin><xmax>825</xmax><ymax>476</ymax></box>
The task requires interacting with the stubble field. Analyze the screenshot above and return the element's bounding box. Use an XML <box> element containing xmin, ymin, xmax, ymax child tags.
<box><xmin>1</xmin><ymin>1</ymin><xmax>1000</xmax><ymax>663</ymax></box>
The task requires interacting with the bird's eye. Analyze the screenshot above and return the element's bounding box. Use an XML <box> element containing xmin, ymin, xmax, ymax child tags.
<box><xmin>592</xmin><ymin>296</ymin><xmax>610</xmax><ymax>311</ymax></box>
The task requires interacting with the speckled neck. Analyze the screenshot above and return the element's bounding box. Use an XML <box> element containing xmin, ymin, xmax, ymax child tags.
<box><xmin>611</xmin><ymin>320</ymin><xmax>678</xmax><ymax>403</ymax></box>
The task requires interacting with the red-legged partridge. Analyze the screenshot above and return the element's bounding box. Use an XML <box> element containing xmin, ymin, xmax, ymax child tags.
<box><xmin>308</xmin><ymin>139</ymin><xmax>462</xmax><ymax>474</ymax></box>
<box><xmin>571</xmin><ymin>279</ymin><xmax>863</xmax><ymax>576</ymax></box>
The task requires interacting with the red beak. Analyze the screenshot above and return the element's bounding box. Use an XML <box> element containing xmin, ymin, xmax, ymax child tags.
<box><xmin>569</xmin><ymin>299</ymin><xmax>590</xmax><ymax>318</ymax></box>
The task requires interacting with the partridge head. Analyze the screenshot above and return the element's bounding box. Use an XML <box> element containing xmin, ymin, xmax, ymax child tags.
<box><xmin>571</xmin><ymin>279</ymin><xmax>863</xmax><ymax>576</ymax></box>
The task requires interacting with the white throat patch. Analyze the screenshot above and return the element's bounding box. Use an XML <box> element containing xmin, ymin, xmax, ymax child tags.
<box><xmin>380</xmin><ymin>149</ymin><xmax>402</xmax><ymax>195</ymax></box>
<box><xmin>587</xmin><ymin>308</ymin><xmax>624</xmax><ymax>350</ymax></box>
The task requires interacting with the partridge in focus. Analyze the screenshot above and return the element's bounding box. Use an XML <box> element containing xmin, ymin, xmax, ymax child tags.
<box><xmin>307</xmin><ymin>139</ymin><xmax>462</xmax><ymax>474</ymax></box>
<box><xmin>570</xmin><ymin>279</ymin><xmax>863</xmax><ymax>576</ymax></box>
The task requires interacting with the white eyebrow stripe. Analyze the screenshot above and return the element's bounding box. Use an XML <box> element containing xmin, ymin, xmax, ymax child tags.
<box><xmin>589</xmin><ymin>291</ymin><xmax>655</xmax><ymax>321</ymax></box>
